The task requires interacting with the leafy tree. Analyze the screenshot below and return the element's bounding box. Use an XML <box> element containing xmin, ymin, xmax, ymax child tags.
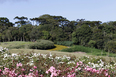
<box><xmin>0</xmin><ymin>17</ymin><xmax>13</xmax><ymax>32</ymax></box>
<box><xmin>29</xmin><ymin>26</ymin><xmax>42</xmax><ymax>41</ymax></box>
<box><xmin>104</xmin><ymin>40</ymin><xmax>116</xmax><ymax>53</ymax></box>
<box><xmin>49</xmin><ymin>27</ymin><xmax>64</xmax><ymax>42</ymax></box>
<box><xmin>14</xmin><ymin>16</ymin><xmax>28</xmax><ymax>27</ymax></box>
<box><xmin>72</xmin><ymin>24</ymin><xmax>92</xmax><ymax>46</ymax></box>
<box><xmin>92</xmin><ymin>29</ymin><xmax>104</xmax><ymax>40</ymax></box>
<box><xmin>96</xmin><ymin>39</ymin><xmax>104</xmax><ymax>49</ymax></box>
<box><xmin>41</xmin><ymin>31</ymin><xmax>50</xmax><ymax>40</ymax></box>
<box><xmin>19</xmin><ymin>24</ymin><xmax>32</xmax><ymax>41</ymax></box>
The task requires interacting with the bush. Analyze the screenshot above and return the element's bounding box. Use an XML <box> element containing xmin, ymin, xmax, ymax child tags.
<box><xmin>29</xmin><ymin>39</ymin><xmax>55</xmax><ymax>50</ymax></box>
<box><xmin>56</xmin><ymin>41</ymin><xmax>74</xmax><ymax>46</ymax></box>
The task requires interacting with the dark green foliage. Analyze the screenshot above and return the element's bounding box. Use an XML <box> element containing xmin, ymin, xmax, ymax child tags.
<box><xmin>102</xmin><ymin>25</ymin><xmax>115</xmax><ymax>34</ymax></box>
<box><xmin>88</xmin><ymin>40</ymin><xmax>96</xmax><ymax>48</ymax></box>
<box><xmin>104</xmin><ymin>41</ymin><xmax>116</xmax><ymax>53</ymax></box>
<box><xmin>72</xmin><ymin>24</ymin><xmax>92</xmax><ymax>45</ymax></box>
<box><xmin>92</xmin><ymin>29</ymin><xmax>104</xmax><ymax>40</ymax></box>
<box><xmin>96</xmin><ymin>39</ymin><xmax>104</xmax><ymax>49</ymax></box>
<box><xmin>29</xmin><ymin>39</ymin><xmax>55</xmax><ymax>50</ymax></box>
<box><xmin>56</xmin><ymin>41</ymin><xmax>74</xmax><ymax>46</ymax></box>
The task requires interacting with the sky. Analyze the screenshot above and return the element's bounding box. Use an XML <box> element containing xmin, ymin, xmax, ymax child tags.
<box><xmin>0</xmin><ymin>0</ymin><xmax>116</xmax><ymax>24</ymax></box>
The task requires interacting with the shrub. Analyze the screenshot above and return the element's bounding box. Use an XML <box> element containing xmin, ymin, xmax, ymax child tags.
<box><xmin>56</xmin><ymin>41</ymin><xmax>74</xmax><ymax>46</ymax></box>
<box><xmin>29</xmin><ymin>39</ymin><xmax>55</xmax><ymax>50</ymax></box>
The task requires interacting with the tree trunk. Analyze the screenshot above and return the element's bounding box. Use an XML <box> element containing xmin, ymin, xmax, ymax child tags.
<box><xmin>21</xmin><ymin>37</ymin><xmax>22</xmax><ymax>41</ymax></box>
<box><xmin>23</xmin><ymin>34</ymin><xmax>25</xmax><ymax>41</ymax></box>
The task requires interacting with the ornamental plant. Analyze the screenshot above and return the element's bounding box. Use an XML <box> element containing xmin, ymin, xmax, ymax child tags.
<box><xmin>0</xmin><ymin>51</ymin><xmax>115</xmax><ymax>77</ymax></box>
<box><xmin>0</xmin><ymin>46</ymin><xmax>8</xmax><ymax>53</ymax></box>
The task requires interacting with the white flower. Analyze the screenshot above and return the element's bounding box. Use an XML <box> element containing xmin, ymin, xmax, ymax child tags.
<box><xmin>66</xmin><ymin>57</ymin><xmax>70</xmax><ymax>60</ymax></box>
<box><xmin>67</xmin><ymin>61</ymin><xmax>75</xmax><ymax>64</ymax></box>
<box><xmin>4</xmin><ymin>53</ymin><xmax>8</xmax><ymax>58</ymax></box>
<box><xmin>55</xmin><ymin>56</ymin><xmax>61</xmax><ymax>60</ymax></box>
<box><xmin>59</xmin><ymin>62</ymin><xmax>64</xmax><ymax>64</ymax></box>
<box><xmin>12</xmin><ymin>53</ymin><xmax>18</xmax><ymax>57</ymax></box>
<box><xmin>50</xmin><ymin>52</ymin><xmax>52</xmax><ymax>57</ymax></box>
<box><xmin>88</xmin><ymin>62</ymin><xmax>91</xmax><ymax>64</ymax></box>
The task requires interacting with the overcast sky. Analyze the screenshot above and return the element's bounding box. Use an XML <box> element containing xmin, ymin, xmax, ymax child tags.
<box><xmin>0</xmin><ymin>0</ymin><xmax>116</xmax><ymax>23</ymax></box>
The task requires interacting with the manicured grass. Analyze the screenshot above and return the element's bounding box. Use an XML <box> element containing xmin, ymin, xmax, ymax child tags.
<box><xmin>8</xmin><ymin>49</ymin><xmax>116</xmax><ymax>62</ymax></box>
<box><xmin>0</xmin><ymin>41</ymin><xmax>32</xmax><ymax>49</ymax></box>
<box><xmin>8</xmin><ymin>49</ymin><xmax>87</xmax><ymax>57</ymax></box>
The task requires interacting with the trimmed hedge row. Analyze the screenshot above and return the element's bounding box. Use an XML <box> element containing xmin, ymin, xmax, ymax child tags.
<box><xmin>29</xmin><ymin>39</ymin><xmax>55</xmax><ymax>50</ymax></box>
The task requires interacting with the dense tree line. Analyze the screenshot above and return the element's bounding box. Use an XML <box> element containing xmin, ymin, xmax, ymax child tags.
<box><xmin>1</xmin><ymin>14</ymin><xmax>116</xmax><ymax>53</ymax></box>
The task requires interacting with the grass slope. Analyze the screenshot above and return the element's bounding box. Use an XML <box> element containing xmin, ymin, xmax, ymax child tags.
<box><xmin>0</xmin><ymin>41</ymin><xmax>116</xmax><ymax>60</ymax></box>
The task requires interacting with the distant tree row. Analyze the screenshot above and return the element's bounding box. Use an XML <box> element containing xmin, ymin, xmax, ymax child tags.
<box><xmin>1</xmin><ymin>14</ymin><xmax>116</xmax><ymax>53</ymax></box>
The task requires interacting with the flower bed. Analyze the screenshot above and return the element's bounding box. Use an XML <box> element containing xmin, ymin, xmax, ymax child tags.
<box><xmin>0</xmin><ymin>47</ymin><xmax>116</xmax><ymax>77</ymax></box>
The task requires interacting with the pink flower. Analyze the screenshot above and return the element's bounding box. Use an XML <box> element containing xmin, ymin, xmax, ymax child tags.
<box><xmin>21</xmin><ymin>68</ymin><xmax>25</xmax><ymax>71</ymax></box>
<box><xmin>78</xmin><ymin>67</ymin><xmax>81</xmax><ymax>70</ymax></box>
<box><xmin>79</xmin><ymin>61</ymin><xmax>83</xmax><ymax>65</ymax></box>
<box><xmin>30</xmin><ymin>69</ymin><xmax>33</xmax><ymax>72</ymax></box>
<box><xmin>33</xmin><ymin>66</ymin><xmax>37</xmax><ymax>69</ymax></box>
<box><xmin>28</xmin><ymin>73</ymin><xmax>35</xmax><ymax>77</ymax></box>
<box><xmin>67</xmin><ymin>73</ymin><xmax>75</xmax><ymax>77</ymax></box>
<box><xmin>86</xmin><ymin>67</ymin><xmax>93</xmax><ymax>71</ymax></box>
<box><xmin>105</xmin><ymin>73</ymin><xmax>108</xmax><ymax>76</ymax></box>
<box><xmin>46</xmin><ymin>66</ymin><xmax>60</xmax><ymax>77</ymax></box>
<box><xmin>0</xmin><ymin>69</ymin><xmax>2</xmax><ymax>73</ymax></box>
<box><xmin>49</xmin><ymin>66</ymin><xmax>55</xmax><ymax>73</ymax></box>
<box><xmin>17</xmin><ymin>63</ymin><xmax>22</xmax><ymax>67</ymax></box>
<box><xmin>92</xmin><ymin>69</ymin><xmax>97</xmax><ymax>73</ymax></box>
<box><xmin>18</xmin><ymin>75</ymin><xmax>23</xmax><ymax>77</ymax></box>
<box><xmin>76</xmin><ymin>62</ymin><xmax>79</xmax><ymax>67</ymax></box>
<box><xmin>40</xmin><ymin>74</ymin><xmax>43</xmax><ymax>77</ymax></box>
<box><xmin>3</xmin><ymin>67</ymin><xmax>9</xmax><ymax>75</ymax></box>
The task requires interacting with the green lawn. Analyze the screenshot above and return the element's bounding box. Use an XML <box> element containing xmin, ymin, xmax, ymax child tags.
<box><xmin>0</xmin><ymin>41</ymin><xmax>116</xmax><ymax>61</ymax></box>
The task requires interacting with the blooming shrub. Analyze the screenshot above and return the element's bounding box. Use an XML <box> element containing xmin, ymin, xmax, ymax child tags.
<box><xmin>0</xmin><ymin>46</ymin><xmax>8</xmax><ymax>53</ymax></box>
<box><xmin>0</xmin><ymin>48</ymin><xmax>116</xmax><ymax>77</ymax></box>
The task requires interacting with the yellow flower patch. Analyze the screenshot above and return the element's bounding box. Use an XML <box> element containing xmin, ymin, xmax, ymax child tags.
<box><xmin>48</xmin><ymin>44</ymin><xmax>68</xmax><ymax>51</ymax></box>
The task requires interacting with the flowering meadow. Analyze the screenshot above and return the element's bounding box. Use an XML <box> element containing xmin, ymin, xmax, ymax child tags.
<box><xmin>0</xmin><ymin>47</ymin><xmax>116</xmax><ymax>77</ymax></box>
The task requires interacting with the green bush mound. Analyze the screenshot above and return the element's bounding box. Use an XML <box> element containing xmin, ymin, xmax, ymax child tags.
<box><xmin>29</xmin><ymin>39</ymin><xmax>55</xmax><ymax>50</ymax></box>
<box><xmin>56</xmin><ymin>41</ymin><xmax>74</xmax><ymax>46</ymax></box>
